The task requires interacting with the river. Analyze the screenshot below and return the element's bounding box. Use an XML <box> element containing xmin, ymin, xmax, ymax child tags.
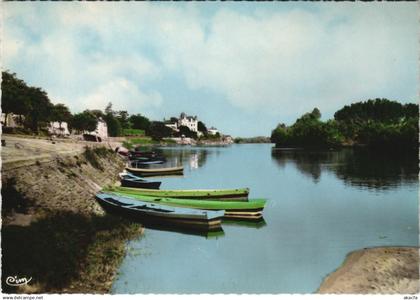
<box><xmin>112</xmin><ymin>144</ymin><xmax>418</xmax><ymax>294</ymax></box>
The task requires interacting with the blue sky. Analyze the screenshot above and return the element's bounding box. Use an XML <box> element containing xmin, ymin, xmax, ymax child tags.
<box><xmin>3</xmin><ymin>2</ymin><xmax>418</xmax><ymax>137</ymax></box>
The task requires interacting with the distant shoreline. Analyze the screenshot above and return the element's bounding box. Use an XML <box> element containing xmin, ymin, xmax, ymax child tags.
<box><xmin>317</xmin><ymin>246</ymin><xmax>419</xmax><ymax>294</ymax></box>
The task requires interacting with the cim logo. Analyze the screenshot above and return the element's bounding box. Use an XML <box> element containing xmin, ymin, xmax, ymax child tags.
<box><xmin>5</xmin><ymin>275</ymin><xmax>32</xmax><ymax>286</ymax></box>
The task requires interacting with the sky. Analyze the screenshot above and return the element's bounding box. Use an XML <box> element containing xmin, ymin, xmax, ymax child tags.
<box><xmin>2</xmin><ymin>2</ymin><xmax>418</xmax><ymax>137</ymax></box>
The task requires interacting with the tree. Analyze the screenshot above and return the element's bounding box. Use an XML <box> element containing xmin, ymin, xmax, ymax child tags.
<box><xmin>146</xmin><ymin>121</ymin><xmax>173</xmax><ymax>140</ymax></box>
<box><xmin>51</xmin><ymin>103</ymin><xmax>72</xmax><ymax>129</ymax></box>
<box><xmin>271</xmin><ymin>123</ymin><xmax>290</xmax><ymax>146</ymax></box>
<box><xmin>25</xmin><ymin>87</ymin><xmax>54</xmax><ymax>133</ymax></box>
<box><xmin>87</xmin><ymin>109</ymin><xmax>104</xmax><ymax>119</ymax></box>
<box><xmin>104</xmin><ymin>113</ymin><xmax>122</xmax><ymax>137</ymax></box>
<box><xmin>116</xmin><ymin>110</ymin><xmax>130</xmax><ymax>129</ymax></box>
<box><xmin>311</xmin><ymin>108</ymin><xmax>321</xmax><ymax>119</ymax></box>
<box><xmin>177</xmin><ymin>125</ymin><xmax>197</xmax><ymax>139</ymax></box>
<box><xmin>198</xmin><ymin>121</ymin><xmax>208</xmax><ymax>134</ymax></box>
<box><xmin>1</xmin><ymin>71</ymin><xmax>32</xmax><ymax>125</ymax></box>
<box><xmin>129</xmin><ymin>114</ymin><xmax>151</xmax><ymax>131</ymax></box>
<box><xmin>104</xmin><ymin>102</ymin><xmax>114</xmax><ymax>115</ymax></box>
<box><xmin>70</xmin><ymin>111</ymin><xmax>98</xmax><ymax>133</ymax></box>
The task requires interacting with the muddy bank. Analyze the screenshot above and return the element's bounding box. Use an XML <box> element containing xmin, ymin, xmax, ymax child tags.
<box><xmin>2</xmin><ymin>139</ymin><xmax>143</xmax><ymax>293</ymax></box>
<box><xmin>318</xmin><ymin>247</ymin><xmax>419</xmax><ymax>294</ymax></box>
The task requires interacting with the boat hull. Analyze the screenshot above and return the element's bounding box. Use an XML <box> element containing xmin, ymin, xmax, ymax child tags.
<box><xmin>110</xmin><ymin>186</ymin><xmax>249</xmax><ymax>201</ymax></box>
<box><xmin>126</xmin><ymin>166</ymin><xmax>184</xmax><ymax>177</ymax></box>
<box><xmin>103</xmin><ymin>191</ymin><xmax>266</xmax><ymax>220</ymax></box>
<box><xmin>120</xmin><ymin>179</ymin><xmax>162</xmax><ymax>189</ymax></box>
<box><xmin>96</xmin><ymin>193</ymin><xmax>223</xmax><ymax>231</ymax></box>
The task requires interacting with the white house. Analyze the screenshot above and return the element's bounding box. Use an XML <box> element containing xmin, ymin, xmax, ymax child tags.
<box><xmin>1</xmin><ymin>113</ymin><xmax>24</xmax><ymax>128</ymax></box>
<box><xmin>84</xmin><ymin>118</ymin><xmax>108</xmax><ymax>141</ymax></box>
<box><xmin>178</xmin><ymin>112</ymin><xmax>198</xmax><ymax>132</ymax></box>
<box><xmin>48</xmin><ymin>121</ymin><xmax>70</xmax><ymax>136</ymax></box>
<box><xmin>164</xmin><ymin>122</ymin><xmax>179</xmax><ymax>132</ymax></box>
<box><xmin>208</xmin><ymin>127</ymin><xmax>219</xmax><ymax>136</ymax></box>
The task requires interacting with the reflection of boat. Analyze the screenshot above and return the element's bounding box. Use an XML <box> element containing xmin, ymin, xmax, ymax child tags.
<box><xmin>96</xmin><ymin>193</ymin><xmax>224</xmax><ymax>231</ymax></box>
<box><xmin>119</xmin><ymin>173</ymin><xmax>161</xmax><ymax>189</ymax></box>
<box><xmin>102</xmin><ymin>191</ymin><xmax>266</xmax><ymax>220</ymax></box>
<box><xmin>222</xmin><ymin>218</ymin><xmax>267</xmax><ymax>229</ymax></box>
<box><xmin>143</xmin><ymin>224</ymin><xmax>225</xmax><ymax>238</ymax></box>
<box><xmin>126</xmin><ymin>165</ymin><xmax>184</xmax><ymax>177</ymax></box>
<box><xmin>109</xmin><ymin>186</ymin><xmax>249</xmax><ymax>201</ymax></box>
<box><xmin>130</xmin><ymin>159</ymin><xmax>165</xmax><ymax>165</ymax></box>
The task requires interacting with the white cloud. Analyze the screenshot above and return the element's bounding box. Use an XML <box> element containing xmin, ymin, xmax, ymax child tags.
<box><xmin>81</xmin><ymin>78</ymin><xmax>162</xmax><ymax>112</ymax></box>
<box><xmin>2</xmin><ymin>2</ymin><xmax>417</xmax><ymax>129</ymax></box>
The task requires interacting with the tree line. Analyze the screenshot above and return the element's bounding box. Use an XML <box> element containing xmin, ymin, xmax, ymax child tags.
<box><xmin>1</xmin><ymin>71</ymin><xmax>215</xmax><ymax>140</ymax></box>
<box><xmin>270</xmin><ymin>99</ymin><xmax>418</xmax><ymax>151</ymax></box>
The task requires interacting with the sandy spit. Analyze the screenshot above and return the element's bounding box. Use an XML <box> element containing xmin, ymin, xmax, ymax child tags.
<box><xmin>318</xmin><ymin>246</ymin><xmax>419</xmax><ymax>294</ymax></box>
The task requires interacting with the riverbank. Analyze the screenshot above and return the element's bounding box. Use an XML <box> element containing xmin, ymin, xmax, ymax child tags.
<box><xmin>2</xmin><ymin>135</ymin><xmax>143</xmax><ymax>293</ymax></box>
<box><xmin>318</xmin><ymin>247</ymin><xmax>419</xmax><ymax>294</ymax></box>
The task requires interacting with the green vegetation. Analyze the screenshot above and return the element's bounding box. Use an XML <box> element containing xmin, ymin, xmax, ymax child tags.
<box><xmin>2</xmin><ymin>211</ymin><xmax>142</xmax><ymax>293</ymax></box>
<box><xmin>146</xmin><ymin>121</ymin><xmax>173</xmax><ymax>140</ymax></box>
<box><xmin>271</xmin><ymin>108</ymin><xmax>344</xmax><ymax>149</ymax></box>
<box><xmin>129</xmin><ymin>114</ymin><xmax>151</xmax><ymax>132</ymax></box>
<box><xmin>271</xmin><ymin>99</ymin><xmax>418</xmax><ymax>151</ymax></box>
<box><xmin>123</xmin><ymin>128</ymin><xmax>145</xmax><ymax>136</ymax></box>
<box><xmin>334</xmin><ymin>99</ymin><xmax>418</xmax><ymax>150</ymax></box>
<box><xmin>234</xmin><ymin>136</ymin><xmax>271</xmax><ymax>144</ymax></box>
<box><xmin>82</xmin><ymin>146</ymin><xmax>114</xmax><ymax>170</ymax></box>
<box><xmin>198</xmin><ymin>121</ymin><xmax>207</xmax><ymax>135</ymax></box>
<box><xmin>176</xmin><ymin>125</ymin><xmax>197</xmax><ymax>139</ymax></box>
<box><xmin>70</xmin><ymin>111</ymin><xmax>98</xmax><ymax>133</ymax></box>
<box><xmin>122</xmin><ymin>137</ymin><xmax>155</xmax><ymax>149</ymax></box>
<box><xmin>2</xmin><ymin>72</ymin><xmax>57</xmax><ymax>133</ymax></box>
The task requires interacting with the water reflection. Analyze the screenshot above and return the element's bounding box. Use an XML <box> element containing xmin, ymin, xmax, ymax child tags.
<box><xmin>271</xmin><ymin>147</ymin><xmax>418</xmax><ymax>190</ymax></box>
<box><xmin>223</xmin><ymin>218</ymin><xmax>267</xmax><ymax>229</ymax></box>
<box><xmin>141</xmin><ymin>223</ymin><xmax>225</xmax><ymax>239</ymax></box>
<box><xmin>160</xmin><ymin>147</ymin><xmax>210</xmax><ymax>170</ymax></box>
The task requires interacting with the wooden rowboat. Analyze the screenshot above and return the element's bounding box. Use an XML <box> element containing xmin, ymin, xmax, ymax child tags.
<box><xmin>107</xmin><ymin>186</ymin><xmax>249</xmax><ymax>201</ymax></box>
<box><xmin>103</xmin><ymin>191</ymin><xmax>266</xmax><ymax>220</ymax></box>
<box><xmin>119</xmin><ymin>173</ymin><xmax>161</xmax><ymax>189</ymax></box>
<box><xmin>126</xmin><ymin>165</ymin><xmax>184</xmax><ymax>177</ymax></box>
<box><xmin>95</xmin><ymin>193</ymin><xmax>224</xmax><ymax>231</ymax></box>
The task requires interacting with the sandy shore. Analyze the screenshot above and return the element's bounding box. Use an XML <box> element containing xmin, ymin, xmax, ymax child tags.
<box><xmin>318</xmin><ymin>247</ymin><xmax>419</xmax><ymax>294</ymax></box>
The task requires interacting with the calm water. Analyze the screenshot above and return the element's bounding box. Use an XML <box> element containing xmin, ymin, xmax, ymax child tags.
<box><xmin>112</xmin><ymin>144</ymin><xmax>418</xmax><ymax>294</ymax></box>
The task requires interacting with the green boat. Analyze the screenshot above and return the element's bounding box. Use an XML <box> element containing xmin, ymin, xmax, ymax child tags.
<box><xmin>107</xmin><ymin>186</ymin><xmax>249</xmax><ymax>201</ymax></box>
<box><xmin>103</xmin><ymin>190</ymin><xmax>267</xmax><ymax>220</ymax></box>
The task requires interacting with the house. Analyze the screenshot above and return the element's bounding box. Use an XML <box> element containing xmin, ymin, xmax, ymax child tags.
<box><xmin>83</xmin><ymin>118</ymin><xmax>108</xmax><ymax>142</ymax></box>
<box><xmin>164</xmin><ymin>122</ymin><xmax>179</xmax><ymax>132</ymax></box>
<box><xmin>208</xmin><ymin>127</ymin><xmax>219</xmax><ymax>136</ymax></box>
<box><xmin>178</xmin><ymin>112</ymin><xmax>198</xmax><ymax>132</ymax></box>
<box><xmin>1</xmin><ymin>113</ymin><xmax>24</xmax><ymax>128</ymax></box>
<box><xmin>222</xmin><ymin>135</ymin><xmax>234</xmax><ymax>144</ymax></box>
<box><xmin>48</xmin><ymin>121</ymin><xmax>70</xmax><ymax>136</ymax></box>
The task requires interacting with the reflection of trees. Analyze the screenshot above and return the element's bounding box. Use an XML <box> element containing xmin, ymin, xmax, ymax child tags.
<box><xmin>271</xmin><ymin>148</ymin><xmax>418</xmax><ymax>190</ymax></box>
<box><xmin>331</xmin><ymin>148</ymin><xmax>418</xmax><ymax>190</ymax></box>
<box><xmin>271</xmin><ymin>149</ymin><xmax>334</xmax><ymax>183</ymax></box>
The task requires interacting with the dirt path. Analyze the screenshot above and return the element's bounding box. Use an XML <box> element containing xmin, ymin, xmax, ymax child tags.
<box><xmin>1</xmin><ymin>135</ymin><xmax>121</xmax><ymax>170</ymax></box>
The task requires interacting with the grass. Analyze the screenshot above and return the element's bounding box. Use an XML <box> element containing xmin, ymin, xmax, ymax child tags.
<box><xmin>123</xmin><ymin>129</ymin><xmax>145</xmax><ymax>136</ymax></box>
<box><xmin>122</xmin><ymin>137</ymin><xmax>156</xmax><ymax>150</ymax></box>
<box><xmin>82</xmin><ymin>146</ymin><xmax>114</xmax><ymax>170</ymax></box>
<box><xmin>1</xmin><ymin>211</ymin><xmax>142</xmax><ymax>293</ymax></box>
<box><xmin>129</xmin><ymin>137</ymin><xmax>154</xmax><ymax>145</ymax></box>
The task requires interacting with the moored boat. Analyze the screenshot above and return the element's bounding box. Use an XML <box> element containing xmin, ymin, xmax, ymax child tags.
<box><xmin>108</xmin><ymin>186</ymin><xmax>249</xmax><ymax>201</ymax></box>
<box><xmin>102</xmin><ymin>191</ymin><xmax>266</xmax><ymax>220</ymax></box>
<box><xmin>130</xmin><ymin>159</ymin><xmax>166</xmax><ymax>166</ymax></box>
<box><xmin>95</xmin><ymin>193</ymin><xmax>224</xmax><ymax>231</ymax></box>
<box><xmin>126</xmin><ymin>165</ymin><xmax>184</xmax><ymax>177</ymax></box>
<box><xmin>119</xmin><ymin>173</ymin><xmax>161</xmax><ymax>189</ymax></box>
